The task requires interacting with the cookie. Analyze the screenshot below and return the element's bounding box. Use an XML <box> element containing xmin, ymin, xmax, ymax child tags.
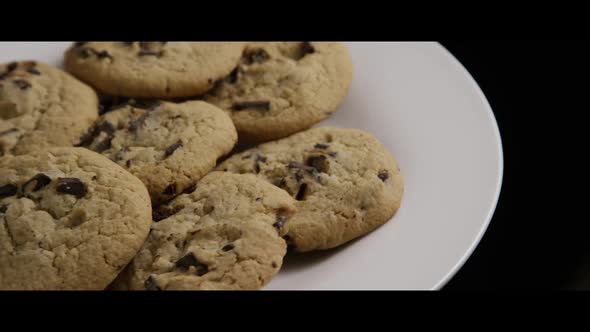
<box><xmin>0</xmin><ymin>61</ymin><xmax>99</xmax><ymax>156</ymax></box>
<box><xmin>216</xmin><ymin>127</ymin><xmax>403</xmax><ymax>252</ymax></box>
<box><xmin>110</xmin><ymin>172</ymin><xmax>296</xmax><ymax>290</ymax></box>
<box><xmin>77</xmin><ymin>100</ymin><xmax>237</xmax><ymax>205</ymax></box>
<box><xmin>64</xmin><ymin>42</ymin><xmax>246</xmax><ymax>98</ymax></box>
<box><xmin>0</xmin><ymin>147</ymin><xmax>152</xmax><ymax>290</ymax></box>
<box><xmin>204</xmin><ymin>42</ymin><xmax>353</xmax><ymax>143</ymax></box>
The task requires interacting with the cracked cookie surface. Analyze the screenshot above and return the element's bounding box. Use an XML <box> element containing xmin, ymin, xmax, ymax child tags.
<box><xmin>77</xmin><ymin>100</ymin><xmax>237</xmax><ymax>205</ymax></box>
<box><xmin>0</xmin><ymin>147</ymin><xmax>152</xmax><ymax>290</ymax></box>
<box><xmin>217</xmin><ymin>127</ymin><xmax>403</xmax><ymax>252</ymax></box>
<box><xmin>64</xmin><ymin>42</ymin><xmax>245</xmax><ymax>98</ymax></box>
<box><xmin>111</xmin><ymin>172</ymin><xmax>296</xmax><ymax>290</ymax></box>
<box><xmin>0</xmin><ymin>61</ymin><xmax>99</xmax><ymax>156</ymax></box>
<box><xmin>204</xmin><ymin>42</ymin><xmax>353</xmax><ymax>143</ymax></box>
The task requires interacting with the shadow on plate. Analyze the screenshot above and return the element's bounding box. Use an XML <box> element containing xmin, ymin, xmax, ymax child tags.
<box><xmin>280</xmin><ymin>237</ymin><xmax>361</xmax><ymax>273</ymax></box>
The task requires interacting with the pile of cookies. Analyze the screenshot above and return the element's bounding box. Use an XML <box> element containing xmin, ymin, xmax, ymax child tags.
<box><xmin>0</xmin><ymin>42</ymin><xmax>403</xmax><ymax>290</ymax></box>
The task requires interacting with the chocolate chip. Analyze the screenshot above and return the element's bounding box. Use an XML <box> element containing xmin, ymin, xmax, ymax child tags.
<box><xmin>0</xmin><ymin>128</ymin><xmax>19</xmax><ymax>137</ymax></box>
<box><xmin>163</xmin><ymin>183</ymin><xmax>176</xmax><ymax>196</ymax></box>
<box><xmin>275</xmin><ymin>177</ymin><xmax>287</xmax><ymax>188</ymax></box>
<box><xmin>77</xmin><ymin>47</ymin><xmax>94</xmax><ymax>58</ymax></box>
<box><xmin>152</xmin><ymin>204</ymin><xmax>184</xmax><ymax>222</ymax></box>
<box><xmin>256</xmin><ymin>154</ymin><xmax>267</xmax><ymax>163</ymax></box>
<box><xmin>327</xmin><ymin>151</ymin><xmax>338</xmax><ymax>157</ymax></box>
<box><xmin>298</xmin><ymin>42</ymin><xmax>315</xmax><ymax>60</ymax></box>
<box><xmin>273</xmin><ymin>215</ymin><xmax>288</xmax><ymax>233</ymax></box>
<box><xmin>164</xmin><ymin>140</ymin><xmax>182</xmax><ymax>158</ymax></box>
<box><xmin>241</xmin><ymin>154</ymin><xmax>252</xmax><ymax>160</ymax></box>
<box><xmin>227</xmin><ymin>66</ymin><xmax>240</xmax><ymax>84</ymax></box>
<box><xmin>0</xmin><ymin>184</ymin><xmax>17</xmax><ymax>198</ymax></box>
<box><xmin>222</xmin><ymin>243</ymin><xmax>235</xmax><ymax>251</ymax></box>
<box><xmin>144</xmin><ymin>275</ymin><xmax>161</xmax><ymax>291</ymax></box>
<box><xmin>92</xmin><ymin>135</ymin><xmax>114</xmax><ymax>153</ymax></box>
<box><xmin>13</xmin><ymin>79</ymin><xmax>31</xmax><ymax>90</ymax></box>
<box><xmin>0</xmin><ymin>205</ymin><xmax>6</xmax><ymax>214</ymax></box>
<box><xmin>254</xmin><ymin>162</ymin><xmax>261</xmax><ymax>174</ymax></box>
<box><xmin>244</xmin><ymin>48</ymin><xmax>270</xmax><ymax>64</ymax></box>
<box><xmin>378</xmin><ymin>170</ymin><xmax>389</xmax><ymax>182</ymax></box>
<box><xmin>232</xmin><ymin>101</ymin><xmax>270</xmax><ymax>112</ymax></box>
<box><xmin>287</xmin><ymin>162</ymin><xmax>315</xmax><ymax>173</ymax></box>
<box><xmin>23</xmin><ymin>173</ymin><xmax>51</xmax><ymax>192</ymax></box>
<box><xmin>96</xmin><ymin>50</ymin><xmax>113</xmax><ymax>60</ymax></box>
<box><xmin>255</xmin><ymin>197</ymin><xmax>263</xmax><ymax>202</ymax></box>
<box><xmin>26</xmin><ymin>67</ymin><xmax>41</xmax><ymax>75</ymax></box>
<box><xmin>183</xmin><ymin>184</ymin><xmax>197</xmax><ymax>194</ymax></box>
<box><xmin>306</xmin><ymin>155</ymin><xmax>327</xmax><ymax>173</ymax></box>
<box><xmin>175</xmin><ymin>253</ymin><xmax>208</xmax><ymax>276</ymax></box>
<box><xmin>77</xmin><ymin>121</ymin><xmax>115</xmax><ymax>147</ymax></box>
<box><xmin>125</xmin><ymin>160</ymin><xmax>132</xmax><ymax>168</ymax></box>
<box><xmin>56</xmin><ymin>178</ymin><xmax>87</xmax><ymax>198</ymax></box>
<box><xmin>314</xmin><ymin>143</ymin><xmax>329</xmax><ymax>149</ymax></box>
<box><xmin>0</xmin><ymin>62</ymin><xmax>17</xmax><ymax>80</ymax></box>
<box><xmin>295</xmin><ymin>183</ymin><xmax>307</xmax><ymax>201</ymax></box>
<box><xmin>92</xmin><ymin>176</ymin><xmax>97</xmax><ymax>181</ymax></box>
<box><xmin>272</xmin><ymin>261</ymin><xmax>278</xmax><ymax>268</ymax></box>
<box><xmin>128</xmin><ymin>111</ymin><xmax>150</xmax><ymax>132</ymax></box>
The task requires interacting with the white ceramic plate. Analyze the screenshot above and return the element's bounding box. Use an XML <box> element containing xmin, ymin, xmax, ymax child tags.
<box><xmin>0</xmin><ymin>42</ymin><xmax>503</xmax><ymax>290</ymax></box>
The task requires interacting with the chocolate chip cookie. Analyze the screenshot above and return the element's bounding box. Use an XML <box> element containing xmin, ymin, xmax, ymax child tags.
<box><xmin>0</xmin><ymin>147</ymin><xmax>152</xmax><ymax>290</ymax></box>
<box><xmin>77</xmin><ymin>100</ymin><xmax>237</xmax><ymax>205</ymax></box>
<box><xmin>216</xmin><ymin>127</ymin><xmax>404</xmax><ymax>252</ymax></box>
<box><xmin>204</xmin><ymin>42</ymin><xmax>353</xmax><ymax>143</ymax></box>
<box><xmin>64</xmin><ymin>42</ymin><xmax>246</xmax><ymax>98</ymax></box>
<box><xmin>110</xmin><ymin>172</ymin><xmax>296</xmax><ymax>290</ymax></box>
<box><xmin>0</xmin><ymin>61</ymin><xmax>99</xmax><ymax>156</ymax></box>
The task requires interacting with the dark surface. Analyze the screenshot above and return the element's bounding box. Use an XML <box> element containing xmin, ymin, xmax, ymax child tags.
<box><xmin>440</xmin><ymin>41</ymin><xmax>587</xmax><ymax>290</ymax></box>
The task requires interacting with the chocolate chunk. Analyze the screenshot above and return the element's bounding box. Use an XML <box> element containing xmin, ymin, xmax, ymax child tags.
<box><xmin>164</xmin><ymin>140</ymin><xmax>183</xmax><ymax>158</ymax></box>
<box><xmin>128</xmin><ymin>111</ymin><xmax>150</xmax><ymax>132</ymax></box>
<box><xmin>23</xmin><ymin>173</ymin><xmax>51</xmax><ymax>192</ymax></box>
<box><xmin>92</xmin><ymin>135</ymin><xmax>114</xmax><ymax>153</ymax></box>
<box><xmin>222</xmin><ymin>243</ymin><xmax>235</xmax><ymax>251</ymax></box>
<box><xmin>144</xmin><ymin>275</ymin><xmax>161</xmax><ymax>291</ymax></box>
<box><xmin>232</xmin><ymin>101</ymin><xmax>271</xmax><ymax>112</ymax></box>
<box><xmin>244</xmin><ymin>48</ymin><xmax>270</xmax><ymax>64</ymax></box>
<box><xmin>0</xmin><ymin>62</ymin><xmax>17</xmax><ymax>80</ymax></box>
<box><xmin>183</xmin><ymin>184</ymin><xmax>197</xmax><ymax>194</ymax></box>
<box><xmin>77</xmin><ymin>47</ymin><xmax>94</xmax><ymax>58</ymax></box>
<box><xmin>96</xmin><ymin>50</ymin><xmax>113</xmax><ymax>60</ymax></box>
<box><xmin>175</xmin><ymin>252</ymin><xmax>209</xmax><ymax>276</ymax></box>
<box><xmin>298</xmin><ymin>42</ymin><xmax>315</xmax><ymax>60</ymax></box>
<box><xmin>314</xmin><ymin>143</ymin><xmax>329</xmax><ymax>149</ymax></box>
<box><xmin>0</xmin><ymin>184</ymin><xmax>17</xmax><ymax>198</ymax></box>
<box><xmin>256</xmin><ymin>154</ymin><xmax>267</xmax><ymax>163</ymax></box>
<box><xmin>272</xmin><ymin>261</ymin><xmax>278</xmax><ymax>268</ymax></box>
<box><xmin>295</xmin><ymin>183</ymin><xmax>307</xmax><ymax>201</ymax></box>
<box><xmin>56</xmin><ymin>178</ymin><xmax>87</xmax><ymax>198</ymax></box>
<box><xmin>273</xmin><ymin>215</ymin><xmax>288</xmax><ymax>233</ymax></box>
<box><xmin>163</xmin><ymin>183</ymin><xmax>176</xmax><ymax>196</ymax></box>
<box><xmin>227</xmin><ymin>66</ymin><xmax>240</xmax><ymax>84</ymax></box>
<box><xmin>26</xmin><ymin>67</ymin><xmax>41</xmax><ymax>75</ymax></box>
<box><xmin>0</xmin><ymin>205</ymin><xmax>6</xmax><ymax>214</ymax></box>
<box><xmin>378</xmin><ymin>170</ymin><xmax>389</xmax><ymax>182</ymax></box>
<box><xmin>0</xmin><ymin>128</ymin><xmax>19</xmax><ymax>137</ymax></box>
<box><xmin>306</xmin><ymin>155</ymin><xmax>327</xmax><ymax>173</ymax></box>
<box><xmin>77</xmin><ymin>121</ymin><xmax>115</xmax><ymax>147</ymax></box>
<box><xmin>13</xmin><ymin>79</ymin><xmax>31</xmax><ymax>90</ymax></box>
<box><xmin>152</xmin><ymin>204</ymin><xmax>184</xmax><ymax>222</ymax></box>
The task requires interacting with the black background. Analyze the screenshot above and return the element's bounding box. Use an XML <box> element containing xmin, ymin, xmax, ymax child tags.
<box><xmin>439</xmin><ymin>41</ymin><xmax>587</xmax><ymax>290</ymax></box>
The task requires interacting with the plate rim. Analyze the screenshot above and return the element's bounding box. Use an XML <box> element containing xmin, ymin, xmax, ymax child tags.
<box><xmin>430</xmin><ymin>42</ymin><xmax>505</xmax><ymax>290</ymax></box>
